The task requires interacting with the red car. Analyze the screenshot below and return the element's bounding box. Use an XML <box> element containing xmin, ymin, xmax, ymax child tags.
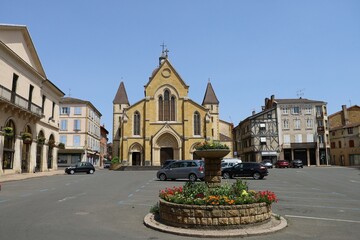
<box><xmin>275</xmin><ymin>160</ymin><xmax>289</xmax><ymax>168</ymax></box>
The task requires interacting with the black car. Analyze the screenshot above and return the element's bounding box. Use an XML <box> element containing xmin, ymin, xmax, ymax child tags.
<box><xmin>65</xmin><ymin>162</ymin><xmax>95</xmax><ymax>174</ymax></box>
<box><xmin>222</xmin><ymin>162</ymin><xmax>268</xmax><ymax>180</ymax></box>
<box><xmin>290</xmin><ymin>159</ymin><xmax>304</xmax><ymax>168</ymax></box>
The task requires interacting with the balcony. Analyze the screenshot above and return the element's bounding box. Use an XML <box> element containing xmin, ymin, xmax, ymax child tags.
<box><xmin>317</xmin><ymin>126</ymin><xmax>325</xmax><ymax>133</ymax></box>
<box><xmin>0</xmin><ymin>84</ymin><xmax>42</xmax><ymax>118</ymax></box>
<box><xmin>316</xmin><ymin>112</ymin><xmax>324</xmax><ymax>119</ymax></box>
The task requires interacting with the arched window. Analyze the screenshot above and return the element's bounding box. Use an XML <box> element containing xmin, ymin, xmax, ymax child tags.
<box><xmin>171</xmin><ymin>96</ymin><xmax>176</xmax><ymax>121</ymax></box>
<box><xmin>134</xmin><ymin>111</ymin><xmax>140</xmax><ymax>135</ymax></box>
<box><xmin>194</xmin><ymin>111</ymin><xmax>201</xmax><ymax>135</ymax></box>
<box><xmin>164</xmin><ymin>90</ymin><xmax>170</xmax><ymax>121</ymax></box>
<box><xmin>158</xmin><ymin>96</ymin><xmax>163</xmax><ymax>121</ymax></box>
<box><xmin>158</xmin><ymin>90</ymin><xmax>176</xmax><ymax>121</ymax></box>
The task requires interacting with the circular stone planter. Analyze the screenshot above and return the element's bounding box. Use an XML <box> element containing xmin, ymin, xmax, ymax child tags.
<box><xmin>159</xmin><ymin>199</ymin><xmax>272</xmax><ymax>228</ymax></box>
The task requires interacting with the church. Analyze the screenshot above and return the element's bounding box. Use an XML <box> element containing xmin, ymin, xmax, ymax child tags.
<box><xmin>112</xmin><ymin>50</ymin><xmax>233</xmax><ymax>166</ymax></box>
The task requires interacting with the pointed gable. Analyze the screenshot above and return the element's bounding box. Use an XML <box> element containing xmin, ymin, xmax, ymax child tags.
<box><xmin>144</xmin><ymin>58</ymin><xmax>189</xmax><ymax>98</ymax></box>
<box><xmin>113</xmin><ymin>81</ymin><xmax>130</xmax><ymax>104</ymax></box>
<box><xmin>202</xmin><ymin>81</ymin><xmax>219</xmax><ymax>105</ymax></box>
<box><xmin>0</xmin><ymin>24</ymin><xmax>46</xmax><ymax>77</ymax></box>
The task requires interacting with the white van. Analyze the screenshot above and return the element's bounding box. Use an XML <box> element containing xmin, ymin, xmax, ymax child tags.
<box><xmin>221</xmin><ymin>158</ymin><xmax>242</xmax><ymax>169</ymax></box>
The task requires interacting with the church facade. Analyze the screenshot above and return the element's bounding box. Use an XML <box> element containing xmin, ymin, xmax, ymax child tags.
<box><xmin>112</xmin><ymin>51</ymin><xmax>233</xmax><ymax>166</ymax></box>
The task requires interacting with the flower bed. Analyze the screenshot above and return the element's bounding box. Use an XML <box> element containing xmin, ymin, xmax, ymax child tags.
<box><xmin>157</xmin><ymin>180</ymin><xmax>277</xmax><ymax>227</ymax></box>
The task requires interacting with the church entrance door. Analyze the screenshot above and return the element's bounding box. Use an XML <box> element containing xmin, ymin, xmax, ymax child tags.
<box><xmin>132</xmin><ymin>152</ymin><xmax>141</xmax><ymax>166</ymax></box>
<box><xmin>160</xmin><ymin>148</ymin><xmax>173</xmax><ymax>166</ymax></box>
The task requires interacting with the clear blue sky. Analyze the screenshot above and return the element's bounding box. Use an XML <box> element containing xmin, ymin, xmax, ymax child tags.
<box><xmin>1</xmin><ymin>0</ymin><xmax>359</xmax><ymax>141</ymax></box>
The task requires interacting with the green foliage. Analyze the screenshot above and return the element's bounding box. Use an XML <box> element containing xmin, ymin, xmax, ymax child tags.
<box><xmin>183</xmin><ymin>182</ymin><xmax>208</xmax><ymax>198</ymax></box>
<box><xmin>231</xmin><ymin>179</ymin><xmax>249</xmax><ymax>195</ymax></box>
<box><xmin>149</xmin><ymin>202</ymin><xmax>159</xmax><ymax>214</ymax></box>
<box><xmin>159</xmin><ymin>180</ymin><xmax>278</xmax><ymax>206</ymax></box>
<box><xmin>195</xmin><ymin>140</ymin><xmax>229</xmax><ymax>150</ymax></box>
<box><xmin>111</xmin><ymin>157</ymin><xmax>120</xmax><ymax>164</ymax></box>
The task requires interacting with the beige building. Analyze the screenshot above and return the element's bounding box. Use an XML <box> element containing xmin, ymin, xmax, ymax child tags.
<box><xmin>58</xmin><ymin>97</ymin><xmax>102</xmax><ymax>166</ymax></box>
<box><xmin>234</xmin><ymin>95</ymin><xmax>330</xmax><ymax>166</ymax></box>
<box><xmin>112</xmin><ymin>51</ymin><xmax>233</xmax><ymax>166</ymax></box>
<box><xmin>0</xmin><ymin>24</ymin><xmax>64</xmax><ymax>174</ymax></box>
<box><xmin>270</xmin><ymin>96</ymin><xmax>330</xmax><ymax>166</ymax></box>
<box><xmin>329</xmin><ymin>105</ymin><xmax>360</xmax><ymax>166</ymax></box>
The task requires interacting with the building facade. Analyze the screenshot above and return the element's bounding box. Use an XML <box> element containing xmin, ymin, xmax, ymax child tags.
<box><xmin>112</xmin><ymin>51</ymin><xmax>233</xmax><ymax>166</ymax></box>
<box><xmin>58</xmin><ymin>97</ymin><xmax>102</xmax><ymax>167</ymax></box>
<box><xmin>234</xmin><ymin>95</ymin><xmax>330</xmax><ymax>166</ymax></box>
<box><xmin>99</xmin><ymin>125</ymin><xmax>109</xmax><ymax>167</ymax></box>
<box><xmin>233</xmin><ymin>107</ymin><xmax>279</xmax><ymax>163</ymax></box>
<box><xmin>0</xmin><ymin>24</ymin><xmax>64</xmax><ymax>174</ymax></box>
<box><xmin>329</xmin><ymin>105</ymin><xmax>360</xmax><ymax>166</ymax></box>
<box><xmin>271</xmin><ymin>96</ymin><xmax>330</xmax><ymax>166</ymax></box>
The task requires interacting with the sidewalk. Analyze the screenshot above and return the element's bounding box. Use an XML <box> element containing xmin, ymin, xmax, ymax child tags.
<box><xmin>0</xmin><ymin>169</ymin><xmax>64</xmax><ymax>183</ymax></box>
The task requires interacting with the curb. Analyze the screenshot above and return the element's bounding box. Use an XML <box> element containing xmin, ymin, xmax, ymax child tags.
<box><xmin>144</xmin><ymin>213</ymin><xmax>287</xmax><ymax>238</ymax></box>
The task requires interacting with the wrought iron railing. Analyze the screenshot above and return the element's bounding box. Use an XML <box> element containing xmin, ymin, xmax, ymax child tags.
<box><xmin>0</xmin><ymin>84</ymin><xmax>42</xmax><ymax>117</ymax></box>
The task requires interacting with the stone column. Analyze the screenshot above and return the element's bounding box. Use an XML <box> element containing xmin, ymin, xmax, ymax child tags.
<box><xmin>194</xmin><ymin>149</ymin><xmax>230</xmax><ymax>188</ymax></box>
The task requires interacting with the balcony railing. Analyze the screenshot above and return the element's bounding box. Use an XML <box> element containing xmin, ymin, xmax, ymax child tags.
<box><xmin>0</xmin><ymin>84</ymin><xmax>42</xmax><ymax>117</ymax></box>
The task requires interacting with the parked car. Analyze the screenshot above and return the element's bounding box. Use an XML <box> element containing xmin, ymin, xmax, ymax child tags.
<box><xmin>221</xmin><ymin>158</ymin><xmax>242</xmax><ymax>169</ymax></box>
<box><xmin>65</xmin><ymin>162</ymin><xmax>95</xmax><ymax>174</ymax></box>
<box><xmin>261</xmin><ymin>159</ymin><xmax>273</xmax><ymax>169</ymax></box>
<box><xmin>275</xmin><ymin>160</ymin><xmax>289</xmax><ymax>168</ymax></box>
<box><xmin>161</xmin><ymin>159</ymin><xmax>178</xmax><ymax>169</ymax></box>
<box><xmin>157</xmin><ymin>160</ymin><xmax>205</xmax><ymax>181</ymax></box>
<box><xmin>103</xmin><ymin>160</ymin><xmax>112</xmax><ymax>168</ymax></box>
<box><xmin>221</xmin><ymin>162</ymin><xmax>268</xmax><ymax>180</ymax></box>
<box><xmin>290</xmin><ymin>159</ymin><xmax>304</xmax><ymax>168</ymax></box>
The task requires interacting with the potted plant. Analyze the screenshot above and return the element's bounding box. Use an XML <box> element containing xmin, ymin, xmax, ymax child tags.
<box><xmin>3</xmin><ymin>127</ymin><xmax>14</xmax><ymax>137</ymax></box>
<box><xmin>194</xmin><ymin>141</ymin><xmax>230</xmax><ymax>158</ymax></box>
<box><xmin>58</xmin><ymin>142</ymin><xmax>65</xmax><ymax>149</ymax></box>
<box><xmin>21</xmin><ymin>132</ymin><xmax>33</xmax><ymax>144</ymax></box>
<box><xmin>48</xmin><ymin>139</ymin><xmax>55</xmax><ymax>147</ymax></box>
<box><xmin>37</xmin><ymin>136</ymin><xmax>46</xmax><ymax>145</ymax></box>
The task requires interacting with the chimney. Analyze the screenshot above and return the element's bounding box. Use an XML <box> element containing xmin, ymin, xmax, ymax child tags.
<box><xmin>252</xmin><ymin>110</ymin><xmax>256</xmax><ymax>115</ymax></box>
<box><xmin>342</xmin><ymin>105</ymin><xmax>349</xmax><ymax>126</ymax></box>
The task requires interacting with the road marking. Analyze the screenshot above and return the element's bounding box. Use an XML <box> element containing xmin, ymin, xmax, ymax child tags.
<box><xmin>135</xmin><ymin>189</ymin><xmax>140</xmax><ymax>192</ymax></box>
<box><xmin>281</xmin><ymin>203</ymin><xmax>360</xmax><ymax>211</ymax></box>
<box><xmin>58</xmin><ymin>193</ymin><xmax>86</xmax><ymax>202</ymax></box>
<box><xmin>39</xmin><ymin>189</ymin><xmax>48</xmax><ymax>192</ymax></box>
<box><xmin>128</xmin><ymin>194</ymin><xmax>133</xmax><ymax>198</ymax></box>
<box><xmin>285</xmin><ymin>215</ymin><xmax>360</xmax><ymax>224</ymax></box>
<box><xmin>0</xmin><ymin>199</ymin><xmax>8</xmax><ymax>203</ymax></box>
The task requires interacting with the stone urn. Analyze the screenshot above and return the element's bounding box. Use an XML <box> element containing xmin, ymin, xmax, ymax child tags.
<box><xmin>194</xmin><ymin>149</ymin><xmax>230</xmax><ymax>188</ymax></box>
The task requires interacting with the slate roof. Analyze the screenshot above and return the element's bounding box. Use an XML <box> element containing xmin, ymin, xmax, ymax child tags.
<box><xmin>202</xmin><ymin>82</ymin><xmax>219</xmax><ymax>105</ymax></box>
<box><xmin>113</xmin><ymin>81</ymin><xmax>130</xmax><ymax>105</ymax></box>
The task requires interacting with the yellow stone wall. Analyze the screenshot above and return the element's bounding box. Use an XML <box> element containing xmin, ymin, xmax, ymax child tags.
<box><xmin>116</xmin><ymin>58</ymin><xmax>233</xmax><ymax>166</ymax></box>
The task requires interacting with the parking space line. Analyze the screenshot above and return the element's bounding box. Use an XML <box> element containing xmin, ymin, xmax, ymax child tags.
<box><xmin>281</xmin><ymin>203</ymin><xmax>360</xmax><ymax>211</ymax></box>
<box><xmin>285</xmin><ymin>215</ymin><xmax>360</xmax><ymax>224</ymax></box>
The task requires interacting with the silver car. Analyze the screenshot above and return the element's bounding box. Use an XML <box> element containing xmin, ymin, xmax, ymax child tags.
<box><xmin>157</xmin><ymin>160</ymin><xmax>205</xmax><ymax>182</ymax></box>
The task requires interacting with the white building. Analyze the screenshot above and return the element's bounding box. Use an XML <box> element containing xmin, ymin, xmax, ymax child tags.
<box><xmin>0</xmin><ymin>24</ymin><xmax>64</xmax><ymax>174</ymax></box>
<box><xmin>58</xmin><ymin>97</ymin><xmax>102</xmax><ymax>166</ymax></box>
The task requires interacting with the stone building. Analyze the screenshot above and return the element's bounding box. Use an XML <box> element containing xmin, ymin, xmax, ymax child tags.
<box><xmin>99</xmin><ymin>125</ymin><xmax>109</xmax><ymax>167</ymax></box>
<box><xmin>234</xmin><ymin>95</ymin><xmax>330</xmax><ymax>166</ymax></box>
<box><xmin>0</xmin><ymin>24</ymin><xmax>64</xmax><ymax>174</ymax></box>
<box><xmin>112</xmin><ymin>50</ymin><xmax>233</xmax><ymax>166</ymax></box>
<box><xmin>329</xmin><ymin>105</ymin><xmax>360</xmax><ymax>166</ymax></box>
<box><xmin>233</xmin><ymin>107</ymin><xmax>279</xmax><ymax>163</ymax></box>
<box><xmin>58</xmin><ymin>97</ymin><xmax>102</xmax><ymax>166</ymax></box>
